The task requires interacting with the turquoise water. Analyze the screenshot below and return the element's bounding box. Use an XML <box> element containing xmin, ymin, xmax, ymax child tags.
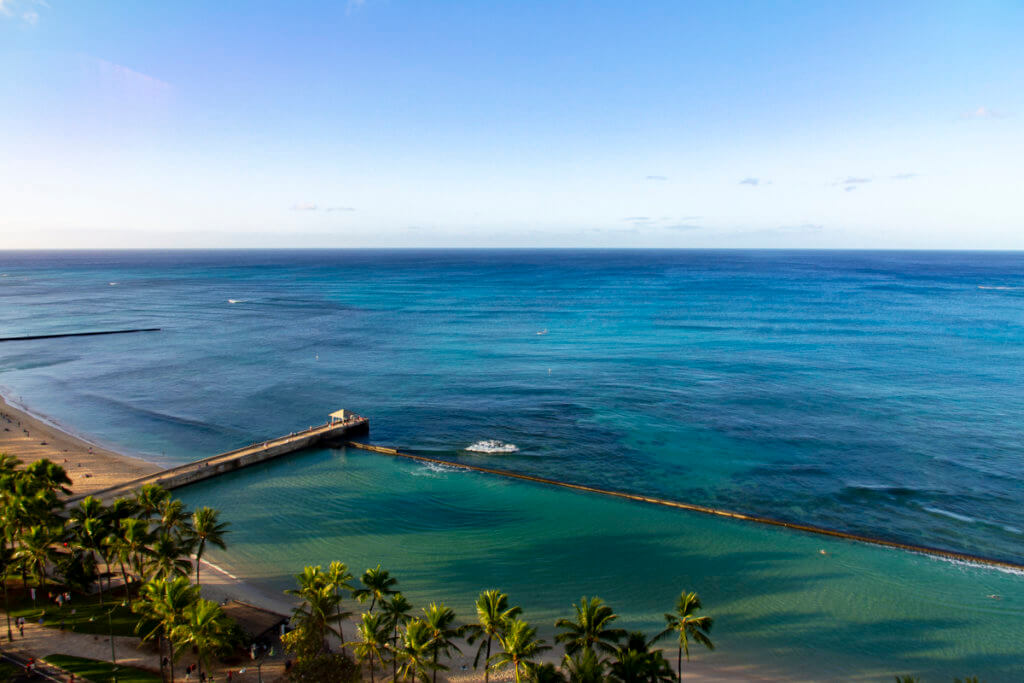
<box><xmin>1</xmin><ymin>250</ymin><xmax>1023</xmax><ymax>679</ymax></box>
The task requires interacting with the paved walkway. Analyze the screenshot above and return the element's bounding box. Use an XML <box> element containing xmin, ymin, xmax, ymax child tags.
<box><xmin>1</xmin><ymin>617</ymin><xmax>288</xmax><ymax>682</ymax></box>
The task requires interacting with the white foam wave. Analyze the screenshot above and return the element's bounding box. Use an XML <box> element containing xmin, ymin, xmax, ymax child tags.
<box><xmin>919</xmin><ymin>552</ymin><xmax>1024</xmax><ymax>577</ymax></box>
<box><xmin>411</xmin><ymin>461</ymin><xmax>463</xmax><ymax>477</ymax></box>
<box><xmin>227</xmin><ymin>299</ymin><xmax>247</xmax><ymax>304</ymax></box>
<box><xmin>465</xmin><ymin>440</ymin><xmax>519</xmax><ymax>454</ymax></box>
<box><xmin>977</xmin><ymin>285</ymin><xmax>1020</xmax><ymax>291</ymax></box>
<box><xmin>923</xmin><ymin>506</ymin><xmax>976</xmax><ymax>524</ymax></box>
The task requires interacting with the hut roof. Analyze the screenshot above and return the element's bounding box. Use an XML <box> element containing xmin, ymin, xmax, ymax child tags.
<box><xmin>221</xmin><ymin>600</ymin><xmax>289</xmax><ymax>640</ymax></box>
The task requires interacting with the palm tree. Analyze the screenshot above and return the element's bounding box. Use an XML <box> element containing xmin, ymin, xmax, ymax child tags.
<box><xmin>133</xmin><ymin>483</ymin><xmax>170</xmax><ymax>521</ymax></box>
<box><xmin>117</xmin><ymin>517</ymin><xmax>155</xmax><ymax>601</ymax></box>
<box><xmin>608</xmin><ymin>633</ymin><xmax>675</xmax><ymax>683</ymax></box>
<box><xmin>171</xmin><ymin>598</ymin><xmax>235</xmax><ymax>679</ymax></box>
<box><xmin>157</xmin><ymin>498</ymin><xmax>192</xmax><ymax>540</ymax></box>
<box><xmin>561</xmin><ymin>649</ymin><xmax>605</xmax><ymax>683</ymax></box>
<box><xmin>190</xmin><ymin>507</ymin><xmax>229</xmax><ymax>586</ymax></box>
<box><xmin>348</xmin><ymin>612</ymin><xmax>390</xmax><ymax>683</ymax></box>
<box><xmin>285</xmin><ymin>565</ymin><xmax>344</xmax><ymax>654</ymax></box>
<box><xmin>67</xmin><ymin>496</ymin><xmax>110</xmax><ymax>604</ymax></box>
<box><xmin>135</xmin><ymin>576</ymin><xmax>200</xmax><ymax>683</ymax></box>
<box><xmin>327</xmin><ymin>561</ymin><xmax>354</xmax><ymax>643</ymax></box>
<box><xmin>489</xmin><ymin>618</ymin><xmax>550</xmax><ymax>683</ymax></box>
<box><xmin>654</xmin><ymin>592</ymin><xmax>713</xmax><ymax>682</ymax></box>
<box><xmin>396</xmin><ymin>618</ymin><xmax>440</xmax><ymax>683</ymax></box>
<box><xmin>102</xmin><ymin>498</ymin><xmax>138</xmax><ymax>593</ymax></box>
<box><xmin>530</xmin><ymin>663</ymin><xmax>567</xmax><ymax>683</ymax></box>
<box><xmin>382</xmin><ymin>592</ymin><xmax>413</xmax><ymax>681</ymax></box>
<box><xmin>15</xmin><ymin>524</ymin><xmax>59</xmax><ymax>594</ymax></box>
<box><xmin>23</xmin><ymin>459</ymin><xmax>72</xmax><ymax>497</ymax></box>
<box><xmin>422</xmin><ymin>602</ymin><xmax>461</xmax><ymax>683</ymax></box>
<box><xmin>0</xmin><ymin>544</ymin><xmax>14</xmax><ymax>642</ymax></box>
<box><xmin>464</xmin><ymin>589</ymin><xmax>522</xmax><ymax>683</ymax></box>
<box><xmin>555</xmin><ymin>596</ymin><xmax>625</xmax><ymax>656</ymax></box>
<box><xmin>148</xmin><ymin>532</ymin><xmax>193</xmax><ymax>581</ymax></box>
<box><xmin>354</xmin><ymin>563</ymin><xmax>398</xmax><ymax>612</ymax></box>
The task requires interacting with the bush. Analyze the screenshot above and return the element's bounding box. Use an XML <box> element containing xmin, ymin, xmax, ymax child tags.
<box><xmin>287</xmin><ymin>652</ymin><xmax>360</xmax><ymax>683</ymax></box>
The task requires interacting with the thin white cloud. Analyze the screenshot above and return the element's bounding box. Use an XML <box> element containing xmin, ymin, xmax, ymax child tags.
<box><xmin>91</xmin><ymin>57</ymin><xmax>172</xmax><ymax>90</ymax></box>
<box><xmin>834</xmin><ymin>177</ymin><xmax>871</xmax><ymax>190</ymax></box>
<box><xmin>740</xmin><ymin>177</ymin><xmax>771</xmax><ymax>186</ymax></box>
<box><xmin>1</xmin><ymin>0</ymin><xmax>47</xmax><ymax>23</ymax></box>
<box><xmin>891</xmin><ymin>173</ymin><xmax>919</xmax><ymax>180</ymax></box>
<box><xmin>961</xmin><ymin>106</ymin><xmax>1006</xmax><ymax>120</ymax></box>
<box><xmin>325</xmin><ymin>206</ymin><xmax>356</xmax><ymax>212</ymax></box>
<box><xmin>645</xmin><ymin>175</ymin><xmax>668</xmax><ymax>181</ymax></box>
<box><xmin>290</xmin><ymin>202</ymin><xmax>318</xmax><ymax>211</ymax></box>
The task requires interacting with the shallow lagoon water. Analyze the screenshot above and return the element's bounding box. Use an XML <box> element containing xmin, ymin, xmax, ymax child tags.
<box><xmin>2</xmin><ymin>249</ymin><xmax>1023</xmax><ymax>678</ymax></box>
<box><xmin>177</xmin><ymin>448</ymin><xmax>1024</xmax><ymax>680</ymax></box>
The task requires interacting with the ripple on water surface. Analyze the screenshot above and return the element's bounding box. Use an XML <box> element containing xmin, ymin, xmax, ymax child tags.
<box><xmin>176</xmin><ymin>447</ymin><xmax>1024</xmax><ymax>682</ymax></box>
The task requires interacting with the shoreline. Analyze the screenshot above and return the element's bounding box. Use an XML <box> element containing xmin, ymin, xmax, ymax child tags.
<box><xmin>0</xmin><ymin>392</ymin><xmax>163</xmax><ymax>494</ymax></box>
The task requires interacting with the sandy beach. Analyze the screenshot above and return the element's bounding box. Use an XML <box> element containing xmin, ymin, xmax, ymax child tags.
<box><xmin>0</xmin><ymin>393</ymin><xmax>162</xmax><ymax>494</ymax></box>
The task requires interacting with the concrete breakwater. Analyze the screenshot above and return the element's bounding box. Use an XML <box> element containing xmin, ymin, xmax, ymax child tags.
<box><xmin>0</xmin><ymin>328</ymin><xmax>161</xmax><ymax>342</ymax></box>
<box><xmin>69</xmin><ymin>414</ymin><xmax>368</xmax><ymax>504</ymax></box>
<box><xmin>346</xmin><ymin>441</ymin><xmax>1024</xmax><ymax>573</ymax></box>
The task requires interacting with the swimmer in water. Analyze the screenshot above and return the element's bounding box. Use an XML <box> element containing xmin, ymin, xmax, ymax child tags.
<box><xmin>987</xmin><ymin>594</ymin><xmax>1002</xmax><ymax>600</ymax></box>
<box><xmin>818</xmin><ymin>549</ymin><xmax>827</xmax><ymax>555</ymax></box>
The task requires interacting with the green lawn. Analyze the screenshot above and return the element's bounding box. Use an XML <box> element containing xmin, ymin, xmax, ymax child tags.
<box><xmin>44</xmin><ymin>655</ymin><xmax>161</xmax><ymax>683</ymax></box>
<box><xmin>0</xmin><ymin>661</ymin><xmax>21</xmax><ymax>682</ymax></box>
<box><xmin>5</xmin><ymin>586</ymin><xmax>140</xmax><ymax>637</ymax></box>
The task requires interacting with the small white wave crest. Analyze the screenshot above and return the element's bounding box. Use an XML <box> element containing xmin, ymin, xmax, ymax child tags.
<box><xmin>465</xmin><ymin>440</ymin><xmax>519</xmax><ymax>454</ymax></box>
<box><xmin>411</xmin><ymin>462</ymin><xmax>463</xmax><ymax>477</ymax></box>
<box><xmin>923</xmin><ymin>506</ymin><xmax>976</xmax><ymax>524</ymax></box>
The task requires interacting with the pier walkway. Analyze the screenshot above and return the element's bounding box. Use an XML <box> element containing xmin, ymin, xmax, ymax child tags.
<box><xmin>70</xmin><ymin>412</ymin><xmax>368</xmax><ymax>504</ymax></box>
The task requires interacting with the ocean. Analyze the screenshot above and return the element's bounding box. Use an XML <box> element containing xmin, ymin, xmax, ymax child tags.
<box><xmin>1</xmin><ymin>249</ymin><xmax>1022</xmax><ymax>679</ymax></box>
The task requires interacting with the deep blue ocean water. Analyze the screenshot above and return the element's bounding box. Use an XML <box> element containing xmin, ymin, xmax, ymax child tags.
<box><xmin>1</xmin><ymin>250</ymin><xmax>1023</xmax><ymax>679</ymax></box>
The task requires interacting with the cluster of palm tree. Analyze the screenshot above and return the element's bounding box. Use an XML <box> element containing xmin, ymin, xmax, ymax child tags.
<box><xmin>135</xmin><ymin>575</ymin><xmax>237</xmax><ymax>682</ymax></box>
<box><xmin>0</xmin><ymin>456</ymin><xmax>237</xmax><ymax>680</ymax></box>
<box><xmin>0</xmin><ymin>457</ymin><xmax>229</xmax><ymax>606</ymax></box>
<box><xmin>285</xmin><ymin>561</ymin><xmax>714</xmax><ymax>683</ymax></box>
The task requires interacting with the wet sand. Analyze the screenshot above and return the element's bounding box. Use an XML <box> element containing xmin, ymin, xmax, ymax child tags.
<box><xmin>0</xmin><ymin>394</ymin><xmax>162</xmax><ymax>495</ymax></box>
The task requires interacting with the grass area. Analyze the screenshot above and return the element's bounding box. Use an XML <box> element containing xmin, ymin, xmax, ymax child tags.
<box><xmin>43</xmin><ymin>654</ymin><xmax>161</xmax><ymax>683</ymax></box>
<box><xmin>0</xmin><ymin>661</ymin><xmax>21</xmax><ymax>682</ymax></box>
<box><xmin>5</xmin><ymin>585</ymin><xmax>140</xmax><ymax>637</ymax></box>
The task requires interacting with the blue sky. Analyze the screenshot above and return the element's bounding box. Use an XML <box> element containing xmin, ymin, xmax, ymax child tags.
<box><xmin>1</xmin><ymin>1</ymin><xmax>1022</xmax><ymax>248</ymax></box>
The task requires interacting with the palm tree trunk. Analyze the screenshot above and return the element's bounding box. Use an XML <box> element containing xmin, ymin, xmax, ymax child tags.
<box><xmin>157</xmin><ymin>634</ymin><xmax>166</xmax><ymax>682</ymax></box>
<box><xmin>368</xmin><ymin>656</ymin><xmax>375</xmax><ymax>683</ymax></box>
<box><xmin>195</xmin><ymin>541</ymin><xmax>205</xmax><ymax>586</ymax></box>
<box><xmin>335</xmin><ymin>597</ymin><xmax>344</xmax><ymax>645</ymax></box>
<box><xmin>484</xmin><ymin>638</ymin><xmax>491</xmax><ymax>683</ymax></box>
<box><xmin>392</xmin><ymin>626</ymin><xmax>398</xmax><ymax>681</ymax></box>
<box><xmin>4</xmin><ymin>581</ymin><xmax>12</xmax><ymax>642</ymax></box>
<box><xmin>168</xmin><ymin>636</ymin><xmax>175</xmax><ymax>683</ymax></box>
<box><xmin>677</xmin><ymin>646</ymin><xmax>682</xmax><ymax>683</ymax></box>
<box><xmin>95</xmin><ymin>554</ymin><xmax>105</xmax><ymax>606</ymax></box>
<box><xmin>432</xmin><ymin>652</ymin><xmax>438</xmax><ymax>683</ymax></box>
<box><xmin>120</xmin><ymin>561</ymin><xmax>131</xmax><ymax>601</ymax></box>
